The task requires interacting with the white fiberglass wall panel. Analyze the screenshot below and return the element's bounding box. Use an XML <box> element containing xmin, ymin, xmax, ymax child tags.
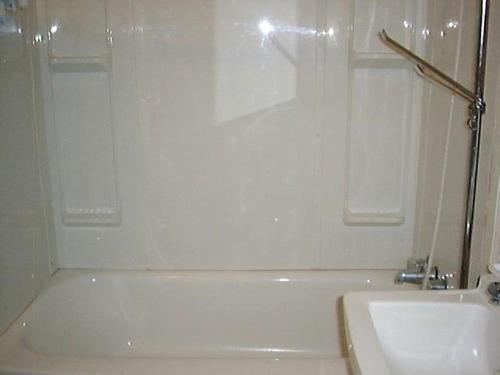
<box><xmin>0</xmin><ymin>4</ymin><xmax>52</xmax><ymax>334</ymax></box>
<box><xmin>39</xmin><ymin>0</ymin><xmax>473</xmax><ymax>270</ymax></box>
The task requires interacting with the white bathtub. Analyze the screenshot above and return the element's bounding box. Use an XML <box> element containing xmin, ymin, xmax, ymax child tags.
<box><xmin>0</xmin><ymin>270</ymin><xmax>412</xmax><ymax>374</ymax></box>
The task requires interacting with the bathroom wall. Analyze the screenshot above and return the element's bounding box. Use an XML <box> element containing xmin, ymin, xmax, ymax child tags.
<box><xmin>413</xmin><ymin>0</ymin><xmax>479</xmax><ymax>282</ymax></box>
<box><xmin>413</xmin><ymin>0</ymin><xmax>500</xmax><ymax>286</ymax></box>
<box><xmin>36</xmin><ymin>0</ymin><xmax>478</xmax><ymax>272</ymax></box>
<box><xmin>0</xmin><ymin>4</ymin><xmax>53</xmax><ymax>333</ymax></box>
<box><xmin>469</xmin><ymin>0</ymin><xmax>500</xmax><ymax>285</ymax></box>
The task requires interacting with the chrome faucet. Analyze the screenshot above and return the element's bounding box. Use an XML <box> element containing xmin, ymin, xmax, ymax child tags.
<box><xmin>395</xmin><ymin>258</ymin><xmax>452</xmax><ymax>290</ymax></box>
<box><xmin>487</xmin><ymin>282</ymin><xmax>500</xmax><ymax>304</ymax></box>
<box><xmin>395</xmin><ymin>258</ymin><xmax>429</xmax><ymax>284</ymax></box>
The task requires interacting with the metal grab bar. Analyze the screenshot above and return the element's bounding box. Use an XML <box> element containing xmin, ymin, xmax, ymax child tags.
<box><xmin>378</xmin><ymin>29</ymin><xmax>476</xmax><ymax>104</ymax></box>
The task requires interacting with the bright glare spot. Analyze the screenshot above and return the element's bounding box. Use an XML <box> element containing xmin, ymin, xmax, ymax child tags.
<box><xmin>403</xmin><ymin>20</ymin><xmax>412</xmax><ymax>29</ymax></box>
<box><xmin>278</xmin><ymin>278</ymin><xmax>290</xmax><ymax>282</ymax></box>
<box><xmin>327</xmin><ymin>27</ymin><xmax>334</xmax><ymax>36</ymax></box>
<box><xmin>472</xmin><ymin>348</ymin><xmax>478</xmax><ymax>357</ymax></box>
<box><xmin>366</xmin><ymin>279</ymin><xmax>371</xmax><ymax>284</ymax></box>
<box><xmin>447</xmin><ymin>20</ymin><xmax>458</xmax><ymax>29</ymax></box>
<box><xmin>421</xmin><ymin>28</ymin><xmax>430</xmax><ymax>39</ymax></box>
<box><xmin>22</xmin><ymin>322</ymin><xmax>27</xmax><ymax>327</ymax></box>
<box><xmin>127</xmin><ymin>340</ymin><xmax>132</xmax><ymax>347</ymax></box>
<box><xmin>259</xmin><ymin>19</ymin><xmax>275</xmax><ymax>36</ymax></box>
<box><xmin>273</xmin><ymin>217</ymin><xmax>279</xmax><ymax>222</ymax></box>
<box><xmin>264</xmin><ymin>348</ymin><xmax>287</xmax><ymax>353</ymax></box>
<box><xmin>50</xmin><ymin>25</ymin><xmax>59</xmax><ymax>34</ymax></box>
<box><xmin>91</xmin><ymin>277</ymin><xmax>96</xmax><ymax>283</ymax></box>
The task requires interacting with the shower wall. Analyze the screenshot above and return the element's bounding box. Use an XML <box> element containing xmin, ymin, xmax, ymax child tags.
<box><xmin>469</xmin><ymin>0</ymin><xmax>500</xmax><ymax>285</ymax></box>
<box><xmin>0</xmin><ymin>5</ymin><xmax>53</xmax><ymax>333</ymax></box>
<box><xmin>413</xmin><ymin>0</ymin><xmax>478</xmax><ymax>281</ymax></box>
<box><xmin>36</xmin><ymin>0</ymin><xmax>476</xmax><ymax>271</ymax></box>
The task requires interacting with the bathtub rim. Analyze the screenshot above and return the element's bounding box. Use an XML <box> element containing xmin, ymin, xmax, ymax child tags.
<box><xmin>0</xmin><ymin>268</ymin><xmax>410</xmax><ymax>374</ymax></box>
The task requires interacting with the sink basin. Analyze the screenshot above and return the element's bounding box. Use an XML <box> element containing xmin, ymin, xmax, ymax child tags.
<box><xmin>344</xmin><ymin>275</ymin><xmax>500</xmax><ymax>375</ymax></box>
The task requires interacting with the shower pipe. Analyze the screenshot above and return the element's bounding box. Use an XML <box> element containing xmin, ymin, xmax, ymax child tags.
<box><xmin>379</xmin><ymin>0</ymin><xmax>490</xmax><ymax>289</ymax></box>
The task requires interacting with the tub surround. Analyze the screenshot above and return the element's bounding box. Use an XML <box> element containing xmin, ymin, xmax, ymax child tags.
<box><xmin>0</xmin><ymin>2</ymin><xmax>52</xmax><ymax>335</ymax></box>
<box><xmin>0</xmin><ymin>0</ymin><xmax>495</xmax><ymax>374</ymax></box>
<box><xmin>39</xmin><ymin>0</ymin><xmax>435</xmax><ymax>271</ymax></box>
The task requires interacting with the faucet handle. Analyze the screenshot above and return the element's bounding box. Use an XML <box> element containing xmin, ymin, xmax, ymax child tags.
<box><xmin>488</xmin><ymin>282</ymin><xmax>500</xmax><ymax>304</ymax></box>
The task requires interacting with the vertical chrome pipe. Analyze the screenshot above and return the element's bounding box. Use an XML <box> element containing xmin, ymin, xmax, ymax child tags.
<box><xmin>460</xmin><ymin>0</ymin><xmax>490</xmax><ymax>289</ymax></box>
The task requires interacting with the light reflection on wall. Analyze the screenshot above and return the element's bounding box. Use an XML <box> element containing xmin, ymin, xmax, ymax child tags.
<box><xmin>214</xmin><ymin>1</ymin><xmax>298</xmax><ymax>124</ymax></box>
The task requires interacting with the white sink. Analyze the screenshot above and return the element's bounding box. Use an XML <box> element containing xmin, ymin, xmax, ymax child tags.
<box><xmin>343</xmin><ymin>275</ymin><xmax>500</xmax><ymax>375</ymax></box>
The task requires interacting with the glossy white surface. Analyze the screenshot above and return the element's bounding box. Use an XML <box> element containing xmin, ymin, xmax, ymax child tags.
<box><xmin>0</xmin><ymin>269</ymin><xmax>412</xmax><ymax>374</ymax></box>
<box><xmin>344</xmin><ymin>275</ymin><xmax>500</xmax><ymax>375</ymax></box>
<box><xmin>35</xmin><ymin>0</ymin><xmax>437</xmax><ymax>270</ymax></box>
<box><xmin>0</xmin><ymin>4</ymin><xmax>52</xmax><ymax>334</ymax></box>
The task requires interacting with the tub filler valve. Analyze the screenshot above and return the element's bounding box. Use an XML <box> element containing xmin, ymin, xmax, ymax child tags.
<box><xmin>395</xmin><ymin>257</ymin><xmax>453</xmax><ymax>290</ymax></box>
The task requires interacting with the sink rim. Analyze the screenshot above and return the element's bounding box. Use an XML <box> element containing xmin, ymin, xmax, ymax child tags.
<box><xmin>343</xmin><ymin>275</ymin><xmax>500</xmax><ymax>375</ymax></box>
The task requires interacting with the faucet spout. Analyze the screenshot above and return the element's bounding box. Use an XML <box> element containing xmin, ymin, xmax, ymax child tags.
<box><xmin>395</xmin><ymin>258</ymin><xmax>451</xmax><ymax>289</ymax></box>
<box><xmin>395</xmin><ymin>269</ymin><xmax>426</xmax><ymax>284</ymax></box>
